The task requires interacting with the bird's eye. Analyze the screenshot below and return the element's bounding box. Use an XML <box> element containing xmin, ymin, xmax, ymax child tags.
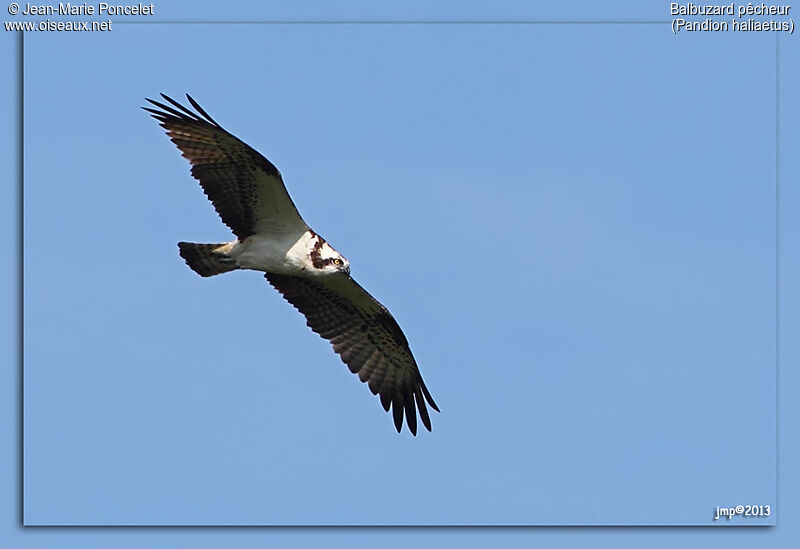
<box><xmin>333</xmin><ymin>258</ymin><xmax>341</xmax><ymax>265</ymax></box>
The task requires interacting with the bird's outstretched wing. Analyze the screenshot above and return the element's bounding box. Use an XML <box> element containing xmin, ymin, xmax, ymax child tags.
<box><xmin>144</xmin><ymin>94</ymin><xmax>308</xmax><ymax>239</ymax></box>
<box><xmin>266</xmin><ymin>272</ymin><xmax>440</xmax><ymax>435</ymax></box>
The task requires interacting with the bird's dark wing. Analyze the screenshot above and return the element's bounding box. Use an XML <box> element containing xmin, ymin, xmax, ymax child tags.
<box><xmin>144</xmin><ymin>93</ymin><xmax>308</xmax><ymax>239</ymax></box>
<box><xmin>266</xmin><ymin>272</ymin><xmax>439</xmax><ymax>435</ymax></box>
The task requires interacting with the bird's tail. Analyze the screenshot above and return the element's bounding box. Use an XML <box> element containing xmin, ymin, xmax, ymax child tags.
<box><xmin>177</xmin><ymin>242</ymin><xmax>238</xmax><ymax>277</ymax></box>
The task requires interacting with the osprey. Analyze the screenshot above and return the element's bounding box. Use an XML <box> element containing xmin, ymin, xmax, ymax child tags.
<box><xmin>144</xmin><ymin>94</ymin><xmax>439</xmax><ymax>435</ymax></box>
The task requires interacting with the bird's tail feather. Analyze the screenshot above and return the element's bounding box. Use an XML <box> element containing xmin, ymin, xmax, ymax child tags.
<box><xmin>178</xmin><ymin>242</ymin><xmax>238</xmax><ymax>277</ymax></box>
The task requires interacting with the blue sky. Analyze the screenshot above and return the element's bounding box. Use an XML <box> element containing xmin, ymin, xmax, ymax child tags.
<box><xmin>2</xmin><ymin>0</ymin><xmax>799</xmax><ymax>546</ymax></box>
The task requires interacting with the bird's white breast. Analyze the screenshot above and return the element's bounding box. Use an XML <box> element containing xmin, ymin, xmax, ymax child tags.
<box><xmin>228</xmin><ymin>230</ymin><xmax>318</xmax><ymax>275</ymax></box>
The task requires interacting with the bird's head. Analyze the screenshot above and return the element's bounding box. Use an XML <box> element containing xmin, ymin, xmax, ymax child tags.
<box><xmin>310</xmin><ymin>238</ymin><xmax>351</xmax><ymax>276</ymax></box>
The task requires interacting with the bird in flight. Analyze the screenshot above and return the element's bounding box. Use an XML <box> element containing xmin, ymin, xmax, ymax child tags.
<box><xmin>144</xmin><ymin>94</ymin><xmax>439</xmax><ymax>435</ymax></box>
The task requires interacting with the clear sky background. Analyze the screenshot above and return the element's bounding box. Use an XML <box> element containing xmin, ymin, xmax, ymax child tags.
<box><xmin>2</xmin><ymin>0</ymin><xmax>799</xmax><ymax>546</ymax></box>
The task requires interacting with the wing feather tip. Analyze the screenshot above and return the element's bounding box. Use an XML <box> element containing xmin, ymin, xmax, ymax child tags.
<box><xmin>404</xmin><ymin>395</ymin><xmax>418</xmax><ymax>436</ymax></box>
<box><xmin>420</xmin><ymin>379</ymin><xmax>440</xmax><ymax>413</ymax></box>
<box><xmin>186</xmin><ymin>93</ymin><xmax>222</xmax><ymax>127</ymax></box>
<box><xmin>391</xmin><ymin>394</ymin><xmax>407</xmax><ymax>434</ymax></box>
<box><xmin>415</xmin><ymin>389</ymin><xmax>432</xmax><ymax>432</ymax></box>
<box><xmin>379</xmin><ymin>392</ymin><xmax>392</xmax><ymax>412</ymax></box>
<box><xmin>392</xmin><ymin>395</ymin><xmax>402</xmax><ymax>430</ymax></box>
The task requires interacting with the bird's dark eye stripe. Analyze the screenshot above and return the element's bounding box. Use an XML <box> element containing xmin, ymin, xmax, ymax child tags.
<box><xmin>321</xmin><ymin>257</ymin><xmax>342</xmax><ymax>266</ymax></box>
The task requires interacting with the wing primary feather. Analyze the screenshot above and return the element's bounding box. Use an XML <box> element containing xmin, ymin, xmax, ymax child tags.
<box><xmin>379</xmin><ymin>391</ymin><xmax>392</xmax><ymax>412</ymax></box>
<box><xmin>414</xmin><ymin>389</ymin><xmax>432</xmax><ymax>432</ymax></box>
<box><xmin>144</xmin><ymin>97</ymin><xmax>193</xmax><ymax>121</ymax></box>
<box><xmin>186</xmin><ymin>93</ymin><xmax>223</xmax><ymax>127</ymax></box>
<box><xmin>141</xmin><ymin>107</ymin><xmax>173</xmax><ymax>125</ymax></box>
<box><xmin>141</xmin><ymin>106</ymin><xmax>167</xmax><ymax>118</ymax></box>
<box><xmin>392</xmin><ymin>394</ymin><xmax>404</xmax><ymax>433</ymax></box>
<box><xmin>420</xmin><ymin>378</ymin><xmax>440</xmax><ymax>412</ymax></box>
<box><xmin>404</xmin><ymin>394</ymin><xmax>418</xmax><ymax>436</ymax></box>
<box><xmin>159</xmin><ymin>93</ymin><xmax>204</xmax><ymax>121</ymax></box>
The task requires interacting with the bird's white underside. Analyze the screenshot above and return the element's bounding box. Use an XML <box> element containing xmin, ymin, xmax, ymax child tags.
<box><xmin>227</xmin><ymin>229</ymin><xmax>346</xmax><ymax>276</ymax></box>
